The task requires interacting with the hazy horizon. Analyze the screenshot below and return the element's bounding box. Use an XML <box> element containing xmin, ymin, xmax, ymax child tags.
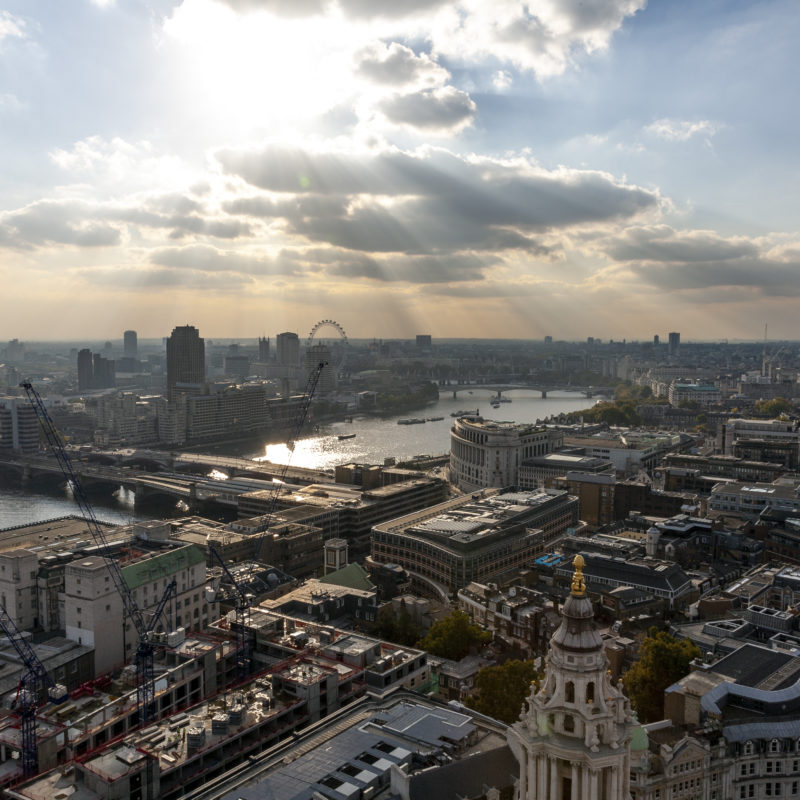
<box><xmin>2</xmin><ymin>0</ymin><xmax>798</xmax><ymax>340</ymax></box>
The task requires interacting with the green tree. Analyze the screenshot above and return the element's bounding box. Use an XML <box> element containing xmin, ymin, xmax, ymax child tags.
<box><xmin>623</xmin><ymin>628</ymin><xmax>701</xmax><ymax>722</ymax></box>
<box><xmin>754</xmin><ymin>397</ymin><xmax>793</xmax><ymax>418</ymax></box>
<box><xmin>466</xmin><ymin>659</ymin><xmax>541</xmax><ymax>723</ymax></box>
<box><xmin>417</xmin><ymin>610</ymin><xmax>491</xmax><ymax>660</ymax></box>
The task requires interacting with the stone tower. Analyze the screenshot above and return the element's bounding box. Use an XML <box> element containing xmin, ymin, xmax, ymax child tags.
<box><xmin>507</xmin><ymin>554</ymin><xmax>634</xmax><ymax>800</ymax></box>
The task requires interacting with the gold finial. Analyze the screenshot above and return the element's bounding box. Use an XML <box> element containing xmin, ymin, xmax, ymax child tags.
<box><xmin>571</xmin><ymin>554</ymin><xmax>586</xmax><ymax>596</ymax></box>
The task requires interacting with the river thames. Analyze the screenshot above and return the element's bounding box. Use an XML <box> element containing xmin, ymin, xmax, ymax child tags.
<box><xmin>0</xmin><ymin>388</ymin><xmax>596</xmax><ymax>527</ymax></box>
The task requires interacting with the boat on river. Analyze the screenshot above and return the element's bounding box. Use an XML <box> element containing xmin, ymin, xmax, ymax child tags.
<box><xmin>397</xmin><ymin>418</ymin><xmax>426</xmax><ymax>425</ymax></box>
<box><xmin>337</xmin><ymin>433</ymin><xmax>357</xmax><ymax>440</ymax></box>
<box><xmin>450</xmin><ymin>409</ymin><xmax>480</xmax><ymax>417</ymax></box>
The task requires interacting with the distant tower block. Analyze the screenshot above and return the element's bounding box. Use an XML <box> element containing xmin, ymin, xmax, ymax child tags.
<box><xmin>324</xmin><ymin>538</ymin><xmax>348</xmax><ymax>575</ymax></box>
<box><xmin>124</xmin><ymin>330</ymin><xmax>138</xmax><ymax>359</ymax></box>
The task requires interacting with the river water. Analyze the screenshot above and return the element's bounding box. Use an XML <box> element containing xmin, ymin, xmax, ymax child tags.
<box><xmin>0</xmin><ymin>389</ymin><xmax>594</xmax><ymax>528</ymax></box>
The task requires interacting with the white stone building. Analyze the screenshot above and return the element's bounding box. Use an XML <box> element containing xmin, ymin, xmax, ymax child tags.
<box><xmin>450</xmin><ymin>416</ymin><xmax>563</xmax><ymax>492</ymax></box>
<box><xmin>64</xmin><ymin>544</ymin><xmax>217</xmax><ymax>674</ymax></box>
<box><xmin>507</xmin><ymin>555</ymin><xmax>636</xmax><ymax>800</ymax></box>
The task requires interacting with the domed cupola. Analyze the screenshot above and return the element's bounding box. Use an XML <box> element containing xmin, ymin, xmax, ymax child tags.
<box><xmin>507</xmin><ymin>554</ymin><xmax>635</xmax><ymax>800</ymax></box>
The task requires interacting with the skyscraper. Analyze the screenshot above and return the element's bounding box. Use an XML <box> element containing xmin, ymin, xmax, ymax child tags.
<box><xmin>123</xmin><ymin>330</ymin><xmax>138</xmax><ymax>359</ymax></box>
<box><xmin>166</xmin><ymin>325</ymin><xmax>205</xmax><ymax>401</ymax></box>
<box><xmin>77</xmin><ymin>349</ymin><xmax>93</xmax><ymax>391</ymax></box>
<box><xmin>668</xmin><ymin>331</ymin><xmax>680</xmax><ymax>357</ymax></box>
<box><xmin>276</xmin><ymin>332</ymin><xmax>300</xmax><ymax>367</ymax></box>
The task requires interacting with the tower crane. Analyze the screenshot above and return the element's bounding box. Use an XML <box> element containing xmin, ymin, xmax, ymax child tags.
<box><xmin>21</xmin><ymin>383</ymin><xmax>178</xmax><ymax>727</ymax></box>
<box><xmin>0</xmin><ymin>604</ymin><xmax>68</xmax><ymax>777</ymax></box>
<box><xmin>207</xmin><ymin>361</ymin><xmax>326</xmax><ymax>681</ymax></box>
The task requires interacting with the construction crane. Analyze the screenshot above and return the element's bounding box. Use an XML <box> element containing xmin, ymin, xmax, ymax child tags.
<box><xmin>21</xmin><ymin>383</ymin><xmax>178</xmax><ymax>727</ymax></box>
<box><xmin>0</xmin><ymin>604</ymin><xmax>68</xmax><ymax>777</ymax></box>
<box><xmin>208</xmin><ymin>361</ymin><xmax>326</xmax><ymax>681</ymax></box>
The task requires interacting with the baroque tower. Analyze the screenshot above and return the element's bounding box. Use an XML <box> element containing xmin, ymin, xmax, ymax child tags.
<box><xmin>507</xmin><ymin>554</ymin><xmax>635</xmax><ymax>800</ymax></box>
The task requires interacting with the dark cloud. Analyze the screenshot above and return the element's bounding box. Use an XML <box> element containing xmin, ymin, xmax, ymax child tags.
<box><xmin>217</xmin><ymin>145</ymin><xmax>658</xmax><ymax>256</ymax></box>
<box><xmin>356</xmin><ymin>43</ymin><xmax>445</xmax><ymax>86</ymax></box>
<box><xmin>378</xmin><ymin>87</ymin><xmax>476</xmax><ymax>131</ymax></box>
<box><xmin>0</xmin><ymin>201</ymin><xmax>121</xmax><ymax>249</ymax></box>
<box><xmin>602</xmin><ymin>225</ymin><xmax>759</xmax><ymax>263</ymax></box>
<box><xmin>630</xmin><ymin>258</ymin><xmax>800</xmax><ymax>296</ymax></box>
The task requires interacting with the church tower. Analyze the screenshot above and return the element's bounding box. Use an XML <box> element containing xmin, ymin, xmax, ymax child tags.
<box><xmin>507</xmin><ymin>554</ymin><xmax>634</xmax><ymax>800</ymax></box>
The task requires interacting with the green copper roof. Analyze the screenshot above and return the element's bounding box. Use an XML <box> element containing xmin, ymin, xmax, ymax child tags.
<box><xmin>318</xmin><ymin>562</ymin><xmax>375</xmax><ymax>592</ymax></box>
<box><xmin>630</xmin><ymin>724</ymin><xmax>649</xmax><ymax>752</ymax></box>
<box><xmin>121</xmin><ymin>544</ymin><xmax>205</xmax><ymax>590</ymax></box>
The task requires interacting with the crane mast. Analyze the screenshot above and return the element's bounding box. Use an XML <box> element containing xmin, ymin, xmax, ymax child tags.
<box><xmin>0</xmin><ymin>604</ymin><xmax>68</xmax><ymax>776</ymax></box>
<box><xmin>21</xmin><ymin>383</ymin><xmax>176</xmax><ymax>726</ymax></box>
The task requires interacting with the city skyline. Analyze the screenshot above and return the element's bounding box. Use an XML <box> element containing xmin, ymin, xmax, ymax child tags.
<box><xmin>1</xmin><ymin>0</ymin><xmax>799</xmax><ymax>340</ymax></box>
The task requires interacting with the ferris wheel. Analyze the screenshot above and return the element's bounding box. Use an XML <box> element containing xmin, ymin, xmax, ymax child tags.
<box><xmin>307</xmin><ymin>319</ymin><xmax>349</xmax><ymax>371</ymax></box>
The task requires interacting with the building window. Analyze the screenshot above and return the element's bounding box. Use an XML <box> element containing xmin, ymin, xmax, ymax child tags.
<box><xmin>565</xmin><ymin>681</ymin><xmax>575</xmax><ymax>703</ymax></box>
<box><xmin>563</xmin><ymin>715</ymin><xmax>574</xmax><ymax>732</ymax></box>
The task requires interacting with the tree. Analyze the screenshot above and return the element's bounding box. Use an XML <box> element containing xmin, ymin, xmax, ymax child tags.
<box><xmin>466</xmin><ymin>659</ymin><xmax>541</xmax><ymax>723</ymax></box>
<box><xmin>417</xmin><ymin>610</ymin><xmax>491</xmax><ymax>660</ymax></box>
<box><xmin>623</xmin><ymin>628</ymin><xmax>701</xmax><ymax>723</ymax></box>
<box><xmin>754</xmin><ymin>397</ymin><xmax>793</xmax><ymax>418</ymax></box>
<box><xmin>371</xmin><ymin>601</ymin><xmax>422</xmax><ymax>647</ymax></box>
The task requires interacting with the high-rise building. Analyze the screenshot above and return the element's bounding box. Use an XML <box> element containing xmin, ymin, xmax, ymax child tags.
<box><xmin>166</xmin><ymin>325</ymin><xmax>205</xmax><ymax>401</ymax></box>
<box><xmin>276</xmin><ymin>332</ymin><xmax>299</xmax><ymax>367</ymax></box>
<box><xmin>305</xmin><ymin>344</ymin><xmax>335</xmax><ymax>394</ymax></box>
<box><xmin>258</xmin><ymin>336</ymin><xmax>270</xmax><ymax>362</ymax></box>
<box><xmin>123</xmin><ymin>330</ymin><xmax>138</xmax><ymax>359</ymax></box>
<box><xmin>653</xmin><ymin>334</ymin><xmax>660</xmax><ymax>346</ymax></box>
<box><xmin>668</xmin><ymin>331</ymin><xmax>680</xmax><ymax>356</ymax></box>
<box><xmin>92</xmin><ymin>353</ymin><xmax>116</xmax><ymax>389</ymax></box>
<box><xmin>415</xmin><ymin>334</ymin><xmax>432</xmax><ymax>349</ymax></box>
<box><xmin>0</xmin><ymin>396</ymin><xmax>39</xmax><ymax>454</ymax></box>
<box><xmin>77</xmin><ymin>348</ymin><xmax>93</xmax><ymax>391</ymax></box>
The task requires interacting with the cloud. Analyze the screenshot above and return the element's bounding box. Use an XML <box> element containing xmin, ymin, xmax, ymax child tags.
<box><xmin>212</xmin><ymin>0</ymin><xmax>327</xmax><ymax>17</ymax></box>
<box><xmin>209</xmin><ymin>0</ymin><xmax>645</xmax><ymax>78</ymax></box>
<box><xmin>217</xmin><ymin>144</ymin><xmax>660</xmax><ymax>256</ymax></box>
<box><xmin>0</xmin><ymin>93</ymin><xmax>23</xmax><ymax>112</ymax></box>
<box><xmin>149</xmin><ymin>244</ymin><xmax>299</xmax><ymax>275</ymax></box>
<box><xmin>644</xmin><ymin>118</ymin><xmax>718</xmax><ymax>142</ymax></box>
<box><xmin>0</xmin><ymin>11</ymin><xmax>26</xmax><ymax>42</ymax></box>
<box><xmin>356</xmin><ymin>42</ymin><xmax>449</xmax><ymax>88</ymax></box>
<box><xmin>378</xmin><ymin>87</ymin><xmax>477</xmax><ymax>132</ymax></box>
<box><xmin>601</xmin><ymin>225</ymin><xmax>758</xmax><ymax>263</ymax></box>
<box><xmin>493</xmin><ymin>70</ymin><xmax>513</xmax><ymax>90</ymax></box>
<box><xmin>600</xmin><ymin>226</ymin><xmax>800</xmax><ymax>297</ymax></box>
<box><xmin>0</xmin><ymin>201</ymin><xmax>121</xmax><ymax>249</ymax></box>
<box><xmin>75</xmin><ymin>265</ymin><xmax>256</xmax><ymax>291</ymax></box>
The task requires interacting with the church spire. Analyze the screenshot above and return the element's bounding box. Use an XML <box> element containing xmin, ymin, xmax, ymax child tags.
<box><xmin>506</xmin><ymin>553</ymin><xmax>635</xmax><ymax>800</ymax></box>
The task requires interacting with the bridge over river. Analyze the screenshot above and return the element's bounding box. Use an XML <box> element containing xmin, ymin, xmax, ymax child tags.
<box><xmin>445</xmin><ymin>383</ymin><xmax>606</xmax><ymax>399</ymax></box>
<box><xmin>0</xmin><ymin>450</ymin><xmax>335</xmax><ymax>511</ymax></box>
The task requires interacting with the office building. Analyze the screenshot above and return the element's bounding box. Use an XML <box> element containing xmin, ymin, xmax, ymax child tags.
<box><xmin>0</xmin><ymin>396</ymin><xmax>39</xmax><ymax>454</ymax></box>
<box><xmin>305</xmin><ymin>343</ymin><xmax>335</xmax><ymax>394</ymax></box>
<box><xmin>276</xmin><ymin>331</ymin><xmax>300</xmax><ymax>367</ymax></box>
<box><xmin>123</xmin><ymin>329</ymin><xmax>138</xmax><ymax>359</ymax></box>
<box><xmin>77</xmin><ymin>348</ymin><xmax>93</xmax><ymax>391</ymax></box>
<box><xmin>450</xmin><ymin>416</ymin><xmax>564</xmax><ymax>492</ymax></box>
<box><xmin>371</xmin><ymin>488</ymin><xmax>579</xmax><ymax>594</ymax></box>
<box><xmin>92</xmin><ymin>352</ymin><xmax>115</xmax><ymax>389</ymax></box>
<box><xmin>166</xmin><ymin>325</ymin><xmax>205</xmax><ymax>401</ymax></box>
<box><xmin>416</xmin><ymin>334</ymin><xmax>432</xmax><ymax>348</ymax></box>
<box><xmin>668</xmin><ymin>330</ymin><xmax>680</xmax><ymax>356</ymax></box>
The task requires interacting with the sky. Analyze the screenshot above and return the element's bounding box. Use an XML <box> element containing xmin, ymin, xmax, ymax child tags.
<box><xmin>1</xmin><ymin>0</ymin><xmax>799</xmax><ymax>342</ymax></box>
